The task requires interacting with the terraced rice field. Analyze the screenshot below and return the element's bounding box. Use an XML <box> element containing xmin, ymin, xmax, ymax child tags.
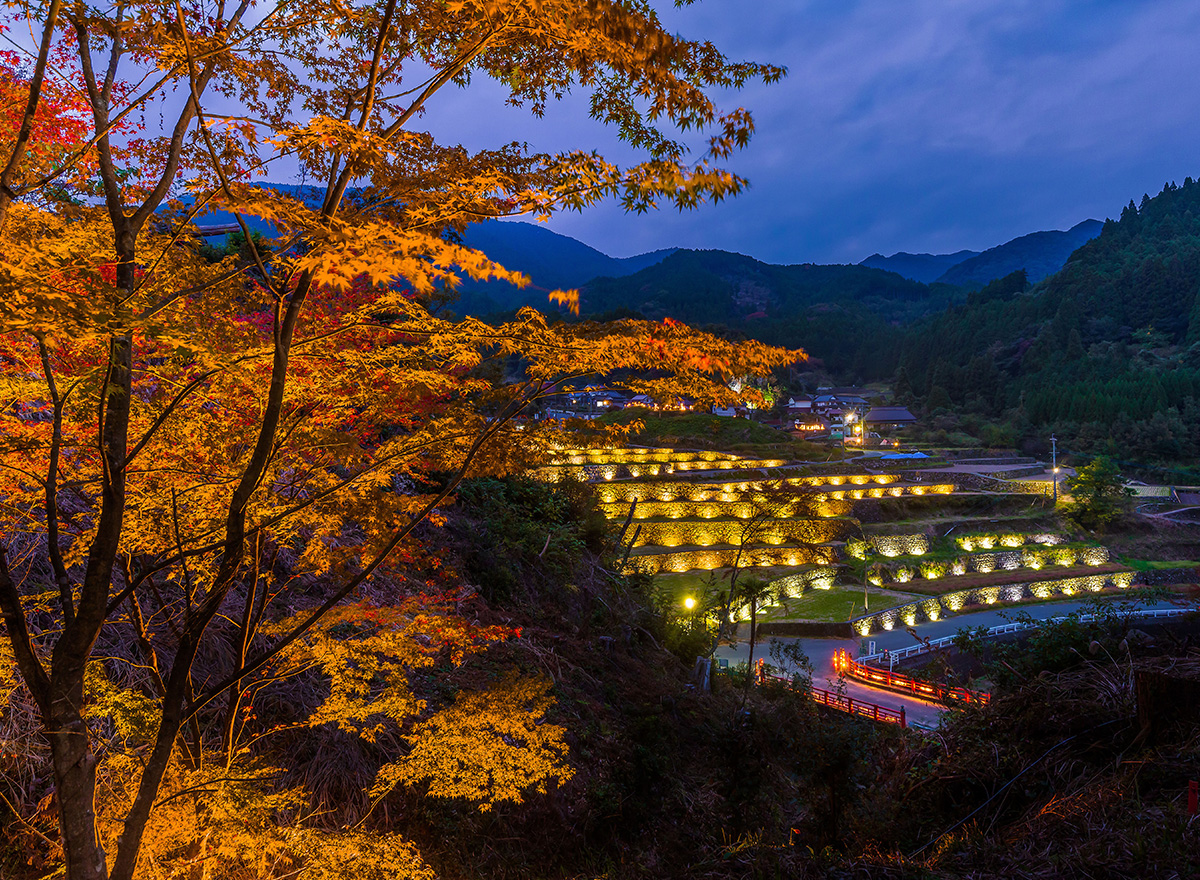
<box><xmin>537</xmin><ymin>443</ymin><xmax>1130</xmax><ymax>634</ymax></box>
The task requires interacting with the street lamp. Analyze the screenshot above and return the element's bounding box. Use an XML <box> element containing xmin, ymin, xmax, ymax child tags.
<box><xmin>683</xmin><ymin>596</ymin><xmax>697</xmax><ymax>631</ymax></box>
<box><xmin>1051</xmin><ymin>434</ymin><xmax>1058</xmax><ymax>504</ymax></box>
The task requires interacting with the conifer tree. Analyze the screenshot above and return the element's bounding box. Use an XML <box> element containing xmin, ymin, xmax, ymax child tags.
<box><xmin>1185</xmin><ymin>289</ymin><xmax>1200</xmax><ymax>346</ymax></box>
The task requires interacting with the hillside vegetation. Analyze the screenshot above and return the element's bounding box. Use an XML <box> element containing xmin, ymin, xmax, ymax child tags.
<box><xmin>898</xmin><ymin>177</ymin><xmax>1200</xmax><ymax>474</ymax></box>
<box><xmin>581</xmin><ymin>250</ymin><xmax>956</xmax><ymax>377</ymax></box>
<box><xmin>597</xmin><ymin>409</ymin><xmax>847</xmax><ymax>460</ymax></box>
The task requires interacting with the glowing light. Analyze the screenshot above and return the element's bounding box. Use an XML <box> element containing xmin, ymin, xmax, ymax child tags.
<box><xmin>683</xmin><ymin>597</ymin><xmax>696</xmax><ymax>610</ymax></box>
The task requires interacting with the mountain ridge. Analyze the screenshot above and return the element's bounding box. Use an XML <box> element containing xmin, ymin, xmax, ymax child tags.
<box><xmin>454</xmin><ymin>220</ymin><xmax>677</xmax><ymax>313</ymax></box>
<box><xmin>935</xmin><ymin>219</ymin><xmax>1103</xmax><ymax>286</ymax></box>
<box><xmin>183</xmin><ymin>183</ymin><xmax>1102</xmax><ymax>320</ymax></box>
<box><xmin>858</xmin><ymin>249</ymin><xmax>980</xmax><ymax>283</ymax></box>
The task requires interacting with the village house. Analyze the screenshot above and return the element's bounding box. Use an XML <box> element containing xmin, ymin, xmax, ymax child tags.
<box><xmin>864</xmin><ymin>405</ymin><xmax>917</xmax><ymax>431</ymax></box>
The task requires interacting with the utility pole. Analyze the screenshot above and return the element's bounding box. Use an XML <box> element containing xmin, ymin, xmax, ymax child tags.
<box><xmin>1051</xmin><ymin>434</ymin><xmax>1058</xmax><ymax>504</ymax></box>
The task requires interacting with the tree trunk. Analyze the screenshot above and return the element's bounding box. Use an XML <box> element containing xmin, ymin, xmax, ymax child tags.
<box><xmin>745</xmin><ymin>597</ymin><xmax>758</xmax><ymax>687</ymax></box>
<box><xmin>49</xmin><ymin>702</ymin><xmax>108</xmax><ymax>880</ymax></box>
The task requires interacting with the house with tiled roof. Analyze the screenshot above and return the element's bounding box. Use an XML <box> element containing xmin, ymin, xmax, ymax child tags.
<box><xmin>864</xmin><ymin>406</ymin><xmax>917</xmax><ymax>430</ymax></box>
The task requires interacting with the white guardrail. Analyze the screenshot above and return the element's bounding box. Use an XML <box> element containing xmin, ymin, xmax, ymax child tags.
<box><xmin>859</xmin><ymin>607</ymin><xmax>1194</xmax><ymax>664</ymax></box>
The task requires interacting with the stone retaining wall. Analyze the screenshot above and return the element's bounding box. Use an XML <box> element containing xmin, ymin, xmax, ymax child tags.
<box><xmin>756</xmin><ymin>621</ymin><xmax>854</xmax><ymax>638</ymax></box>
<box><xmin>1135</xmin><ymin>567</ymin><xmax>1200</xmax><ymax>586</ymax></box>
<box><xmin>624</xmin><ymin>543</ymin><xmax>838</xmax><ymax>575</ymax></box>
<box><xmin>985</xmin><ymin>465</ymin><xmax>1046</xmax><ymax>479</ymax></box>
<box><xmin>850</xmin><ymin>570</ymin><xmax>1137</xmax><ymax>635</ymax></box>
<box><xmin>630</xmin><ymin>517</ymin><xmax>854</xmax><ymax>548</ymax></box>
<box><xmin>913</xmin><ymin>470</ymin><xmax>1053</xmax><ymax>496</ymax></box>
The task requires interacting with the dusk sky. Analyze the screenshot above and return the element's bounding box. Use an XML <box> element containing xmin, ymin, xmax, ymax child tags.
<box><xmin>420</xmin><ymin>0</ymin><xmax>1200</xmax><ymax>265</ymax></box>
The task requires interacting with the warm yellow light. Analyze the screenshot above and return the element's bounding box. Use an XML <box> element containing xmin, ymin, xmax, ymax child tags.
<box><xmin>683</xmin><ymin>597</ymin><xmax>696</xmax><ymax>610</ymax></box>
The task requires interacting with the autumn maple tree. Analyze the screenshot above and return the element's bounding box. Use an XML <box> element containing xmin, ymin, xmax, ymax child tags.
<box><xmin>0</xmin><ymin>3</ymin><xmax>792</xmax><ymax>879</ymax></box>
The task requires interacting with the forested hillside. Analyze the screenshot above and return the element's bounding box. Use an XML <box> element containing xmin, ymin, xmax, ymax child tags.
<box><xmin>574</xmin><ymin>222</ymin><xmax>1111</xmax><ymax>379</ymax></box>
<box><xmin>581</xmin><ymin>249</ymin><xmax>961</xmax><ymax>376</ymax></box>
<box><xmin>898</xmin><ymin>178</ymin><xmax>1200</xmax><ymax>471</ymax></box>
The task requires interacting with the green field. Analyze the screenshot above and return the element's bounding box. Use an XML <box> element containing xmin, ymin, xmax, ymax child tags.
<box><xmin>653</xmin><ymin>566</ymin><xmax>798</xmax><ymax>605</ymax></box>
<box><xmin>1119</xmin><ymin>558</ymin><xmax>1200</xmax><ymax>571</ymax></box>
<box><xmin>772</xmin><ymin>586</ymin><xmax>919</xmax><ymax>622</ymax></box>
<box><xmin>653</xmin><ymin>568</ymin><xmax>919</xmax><ymax>622</ymax></box>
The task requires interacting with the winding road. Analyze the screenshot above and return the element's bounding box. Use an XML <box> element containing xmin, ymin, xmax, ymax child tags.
<box><xmin>715</xmin><ymin>596</ymin><xmax>1186</xmax><ymax>729</ymax></box>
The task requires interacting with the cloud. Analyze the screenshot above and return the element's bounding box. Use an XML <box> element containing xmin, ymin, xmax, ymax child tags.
<box><xmin>424</xmin><ymin>0</ymin><xmax>1200</xmax><ymax>264</ymax></box>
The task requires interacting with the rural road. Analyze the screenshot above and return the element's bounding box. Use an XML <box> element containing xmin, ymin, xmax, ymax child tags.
<box><xmin>715</xmin><ymin>595</ymin><xmax>1186</xmax><ymax>728</ymax></box>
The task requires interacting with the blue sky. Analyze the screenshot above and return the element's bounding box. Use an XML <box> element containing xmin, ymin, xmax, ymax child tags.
<box><xmin>420</xmin><ymin>0</ymin><xmax>1200</xmax><ymax>264</ymax></box>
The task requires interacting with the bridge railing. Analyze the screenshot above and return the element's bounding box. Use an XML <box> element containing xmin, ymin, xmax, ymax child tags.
<box><xmin>809</xmin><ymin>681</ymin><xmax>907</xmax><ymax>726</ymax></box>
<box><xmin>755</xmin><ymin>661</ymin><xmax>907</xmax><ymax>728</ymax></box>
<box><xmin>834</xmin><ymin>650</ymin><xmax>989</xmax><ymax>705</ymax></box>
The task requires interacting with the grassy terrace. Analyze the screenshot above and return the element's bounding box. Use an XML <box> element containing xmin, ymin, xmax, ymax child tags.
<box><xmin>625</xmin><ymin>516</ymin><xmax>855</xmax><ymax>548</ymax></box>
<box><xmin>1120</xmin><ymin>558</ymin><xmax>1200</xmax><ymax>571</ymax></box>
<box><xmin>599</xmin><ymin>501</ymin><xmax>856</xmax><ymax>519</ymax></box>
<box><xmin>854</xmin><ymin>493</ymin><xmax>1050</xmax><ymax>522</ymax></box>
<box><xmin>653</xmin><ymin>566</ymin><xmax>799</xmax><ymax>599</ymax></box>
<box><xmin>868</xmin><ymin>562</ymin><xmax>1130</xmax><ymax>596</ymax></box>
<box><xmin>772</xmin><ymin>585</ymin><xmax>919</xmax><ymax>622</ymax></box>
<box><xmin>625</xmin><ymin>543</ymin><xmax>838</xmax><ymax>574</ymax></box>
<box><xmin>652</xmin><ymin>568</ymin><xmax>918</xmax><ymax>622</ymax></box>
<box><xmin>861</xmin><ymin>513</ymin><xmax>1060</xmax><ymax>535</ymax></box>
<box><xmin>624</xmin><ymin>537</ymin><xmax>840</xmax><ymax>552</ymax></box>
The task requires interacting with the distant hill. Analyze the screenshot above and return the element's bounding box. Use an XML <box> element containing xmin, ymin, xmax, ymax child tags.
<box><xmin>580</xmin><ymin>249</ymin><xmax>966</xmax><ymax>376</ymax></box>
<box><xmin>182</xmin><ymin>190</ymin><xmax>676</xmax><ymax>314</ymax></box>
<box><xmin>858</xmin><ymin>249</ymin><xmax>978</xmax><ymax>283</ymax></box>
<box><xmin>934</xmin><ymin>219</ymin><xmax>1103</xmax><ymax>287</ymax></box>
<box><xmin>454</xmin><ymin>221</ymin><xmax>675</xmax><ymax>313</ymax></box>
<box><xmin>582</xmin><ymin>249</ymin><xmax>935</xmax><ymax>322</ymax></box>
